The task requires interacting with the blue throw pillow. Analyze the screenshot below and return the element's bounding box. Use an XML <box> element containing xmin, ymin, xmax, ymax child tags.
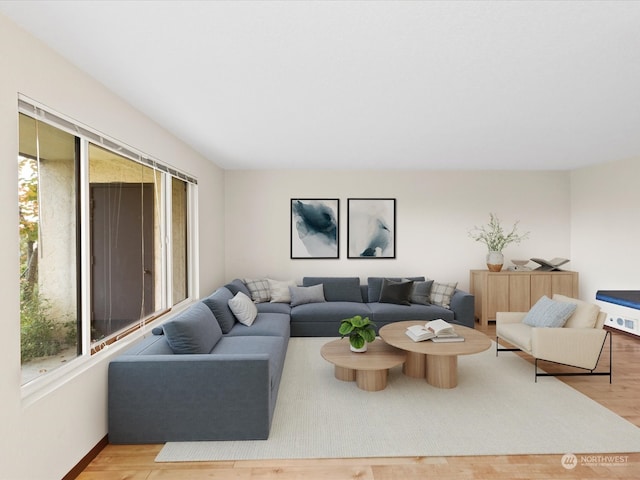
<box><xmin>523</xmin><ymin>295</ymin><xmax>577</xmax><ymax>328</ymax></box>
<box><xmin>202</xmin><ymin>287</ymin><xmax>237</xmax><ymax>333</ymax></box>
<box><xmin>162</xmin><ymin>303</ymin><xmax>223</xmax><ymax>354</ymax></box>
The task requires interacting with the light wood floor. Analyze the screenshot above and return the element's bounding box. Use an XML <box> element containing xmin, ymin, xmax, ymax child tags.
<box><xmin>77</xmin><ymin>324</ymin><xmax>640</xmax><ymax>480</ymax></box>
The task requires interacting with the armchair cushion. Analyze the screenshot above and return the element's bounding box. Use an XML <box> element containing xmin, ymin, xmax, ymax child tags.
<box><xmin>553</xmin><ymin>294</ymin><xmax>600</xmax><ymax>329</ymax></box>
<box><xmin>532</xmin><ymin>327</ymin><xmax>608</xmax><ymax>370</ymax></box>
<box><xmin>522</xmin><ymin>295</ymin><xmax>576</xmax><ymax>328</ymax></box>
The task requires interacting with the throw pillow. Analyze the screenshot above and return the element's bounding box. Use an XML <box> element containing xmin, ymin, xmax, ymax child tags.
<box><xmin>523</xmin><ymin>295</ymin><xmax>577</xmax><ymax>328</ymax></box>
<box><xmin>202</xmin><ymin>287</ymin><xmax>237</xmax><ymax>333</ymax></box>
<box><xmin>367</xmin><ymin>276</ymin><xmax>425</xmax><ymax>303</ymax></box>
<box><xmin>553</xmin><ymin>294</ymin><xmax>600</xmax><ymax>328</ymax></box>
<box><xmin>267</xmin><ymin>278</ymin><xmax>297</xmax><ymax>303</ymax></box>
<box><xmin>162</xmin><ymin>302</ymin><xmax>222</xmax><ymax>354</ymax></box>
<box><xmin>410</xmin><ymin>279</ymin><xmax>434</xmax><ymax>305</ymax></box>
<box><xmin>228</xmin><ymin>291</ymin><xmax>258</xmax><ymax>326</ymax></box>
<box><xmin>430</xmin><ymin>281</ymin><xmax>458</xmax><ymax>308</ymax></box>
<box><xmin>151</xmin><ymin>326</ymin><xmax>164</xmax><ymax>335</ymax></box>
<box><xmin>379</xmin><ymin>278</ymin><xmax>414</xmax><ymax>306</ymax></box>
<box><xmin>289</xmin><ymin>284</ymin><xmax>326</xmax><ymax>307</ymax></box>
<box><xmin>243</xmin><ymin>278</ymin><xmax>271</xmax><ymax>303</ymax></box>
<box><xmin>224</xmin><ymin>278</ymin><xmax>252</xmax><ymax>298</ymax></box>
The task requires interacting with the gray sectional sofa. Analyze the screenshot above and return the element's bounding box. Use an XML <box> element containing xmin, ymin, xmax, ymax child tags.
<box><xmin>108</xmin><ymin>276</ymin><xmax>474</xmax><ymax>444</ymax></box>
<box><xmin>108</xmin><ymin>301</ymin><xmax>290</xmax><ymax>443</ymax></box>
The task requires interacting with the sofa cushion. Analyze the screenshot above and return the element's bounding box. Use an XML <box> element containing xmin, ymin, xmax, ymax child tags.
<box><xmin>368</xmin><ymin>302</ymin><xmax>454</xmax><ymax>323</ymax></box>
<box><xmin>224</xmin><ymin>278</ymin><xmax>252</xmax><ymax>298</ymax></box>
<box><xmin>410</xmin><ymin>279</ymin><xmax>434</xmax><ymax>305</ymax></box>
<box><xmin>497</xmin><ymin>322</ymin><xmax>533</xmax><ymax>353</ymax></box>
<box><xmin>243</xmin><ymin>278</ymin><xmax>271</xmax><ymax>303</ymax></box>
<box><xmin>162</xmin><ymin>302</ymin><xmax>222</xmax><ymax>354</ymax></box>
<box><xmin>367</xmin><ymin>276</ymin><xmax>425</xmax><ymax>302</ymax></box>
<box><xmin>430</xmin><ymin>281</ymin><xmax>458</xmax><ymax>308</ymax></box>
<box><xmin>268</xmin><ymin>278</ymin><xmax>297</xmax><ymax>303</ymax></box>
<box><xmin>291</xmin><ymin>301</ymin><xmax>372</xmax><ymax>324</ymax></box>
<box><xmin>303</xmin><ymin>277</ymin><xmax>363</xmax><ymax>302</ymax></box>
<box><xmin>290</xmin><ymin>284</ymin><xmax>326</xmax><ymax>307</ymax></box>
<box><xmin>256</xmin><ymin>302</ymin><xmax>292</xmax><ymax>315</ymax></box>
<box><xmin>228</xmin><ymin>292</ymin><xmax>258</xmax><ymax>326</ymax></box>
<box><xmin>202</xmin><ymin>287</ymin><xmax>237</xmax><ymax>333</ymax></box>
<box><xmin>523</xmin><ymin>295</ymin><xmax>577</xmax><ymax>328</ymax></box>
<box><xmin>226</xmin><ymin>313</ymin><xmax>291</xmax><ymax>338</ymax></box>
<box><xmin>553</xmin><ymin>294</ymin><xmax>600</xmax><ymax>329</ymax></box>
<box><xmin>379</xmin><ymin>278</ymin><xmax>414</xmax><ymax>306</ymax></box>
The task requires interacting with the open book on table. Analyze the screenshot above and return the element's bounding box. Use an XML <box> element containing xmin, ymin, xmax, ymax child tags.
<box><xmin>405</xmin><ymin>319</ymin><xmax>463</xmax><ymax>342</ymax></box>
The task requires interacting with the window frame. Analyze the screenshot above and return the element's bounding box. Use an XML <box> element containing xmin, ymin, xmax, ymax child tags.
<box><xmin>18</xmin><ymin>95</ymin><xmax>199</xmax><ymax>396</ymax></box>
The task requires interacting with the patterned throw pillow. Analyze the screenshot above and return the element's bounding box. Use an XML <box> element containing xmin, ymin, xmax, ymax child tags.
<box><xmin>243</xmin><ymin>278</ymin><xmax>271</xmax><ymax>303</ymax></box>
<box><xmin>430</xmin><ymin>281</ymin><xmax>458</xmax><ymax>308</ymax></box>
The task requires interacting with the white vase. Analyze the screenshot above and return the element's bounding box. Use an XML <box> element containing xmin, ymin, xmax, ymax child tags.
<box><xmin>486</xmin><ymin>251</ymin><xmax>504</xmax><ymax>272</ymax></box>
<box><xmin>350</xmin><ymin>343</ymin><xmax>367</xmax><ymax>353</ymax></box>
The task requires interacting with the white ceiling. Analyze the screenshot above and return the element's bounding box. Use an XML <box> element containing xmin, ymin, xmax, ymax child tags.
<box><xmin>2</xmin><ymin>1</ymin><xmax>640</xmax><ymax>170</ymax></box>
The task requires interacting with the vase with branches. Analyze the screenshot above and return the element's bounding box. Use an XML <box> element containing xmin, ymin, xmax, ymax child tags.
<box><xmin>468</xmin><ymin>213</ymin><xmax>529</xmax><ymax>271</ymax></box>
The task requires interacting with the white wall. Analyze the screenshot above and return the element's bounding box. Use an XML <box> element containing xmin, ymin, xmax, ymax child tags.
<box><xmin>0</xmin><ymin>14</ymin><xmax>225</xmax><ymax>480</ymax></box>
<box><xmin>570</xmin><ymin>156</ymin><xmax>640</xmax><ymax>299</ymax></box>
<box><xmin>224</xmin><ymin>169</ymin><xmax>572</xmax><ymax>291</ymax></box>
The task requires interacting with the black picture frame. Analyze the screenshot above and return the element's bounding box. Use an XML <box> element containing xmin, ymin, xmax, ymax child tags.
<box><xmin>347</xmin><ymin>198</ymin><xmax>396</xmax><ymax>259</ymax></box>
<box><xmin>290</xmin><ymin>198</ymin><xmax>339</xmax><ymax>259</ymax></box>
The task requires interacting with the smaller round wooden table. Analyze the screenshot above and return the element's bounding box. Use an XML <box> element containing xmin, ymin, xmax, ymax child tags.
<box><xmin>379</xmin><ymin>321</ymin><xmax>492</xmax><ymax>389</ymax></box>
<box><xmin>320</xmin><ymin>339</ymin><xmax>407</xmax><ymax>391</ymax></box>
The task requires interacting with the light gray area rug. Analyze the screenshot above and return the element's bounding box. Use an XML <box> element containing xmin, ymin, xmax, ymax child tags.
<box><xmin>156</xmin><ymin>337</ymin><xmax>640</xmax><ymax>462</ymax></box>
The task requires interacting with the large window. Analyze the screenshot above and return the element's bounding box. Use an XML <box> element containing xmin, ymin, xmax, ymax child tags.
<box><xmin>18</xmin><ymin>98</ymin><xmax>197</xmax><ymax>385</ymax></box>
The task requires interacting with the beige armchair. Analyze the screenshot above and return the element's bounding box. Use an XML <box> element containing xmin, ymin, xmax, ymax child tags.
<box><xmin>496</xmin><ymin>294</ymin><xmax>611</xmax><ymax>382</ymax></box>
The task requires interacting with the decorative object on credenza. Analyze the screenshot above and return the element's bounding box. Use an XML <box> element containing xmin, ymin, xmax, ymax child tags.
<box><xmin>530</xmin><ymin>257</ymin><xmax>569</xmax><ymax>271</ymax></box>
<box><xmin>347</xmin><ymin>198</ymin><xmax>396</xmax><ymax>258</ymax></box>
<box><xmin>468</xmin><ymin>213</ymin><xmax>529</xmax><ymax>272</ymax></box>
<box><xmin>290</xmin><ymin>198</ymin><xmax>339</xmax><ymax>259</ymax></box>
<box><xmin>508</xmin><ymin>259</ymin><xmax>532</xmax><ymax>271</ymax></box>
<box><xmin>338</xmin><ymin>315</ymin><xmax>377</xmax><ymax>352</ymax></box>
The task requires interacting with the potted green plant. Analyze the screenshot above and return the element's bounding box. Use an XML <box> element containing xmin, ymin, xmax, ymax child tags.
<box><xmin>468</xmin><ymin>213</ymin><xmax>529</xmax><ymax>271</ymax></box>
<box><xmin>338</xmin><ymin>315</ymin><xmax>377</xmax><ymax>353</ymax></box>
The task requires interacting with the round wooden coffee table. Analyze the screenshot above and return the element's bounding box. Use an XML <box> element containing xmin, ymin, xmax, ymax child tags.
<box><xmin>320</xmin><ymin>339</ymin><xmax>407</xmax><ymax>391</ymax></box>
<box><xmin>379</xmin><ymin>321</ymin><xmax>492</xmax><ymax>389</ymax></box>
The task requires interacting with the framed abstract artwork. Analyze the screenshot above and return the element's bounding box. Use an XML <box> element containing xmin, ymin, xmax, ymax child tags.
<box><xmin>290</xmin><ymin>198</ymin><xmax>339</xmax><ymax>259</ymax></box>
<box><xmin>347</xmin><ymin>198</ymin><xmax>396</xmax><ymax>259</ymax></box>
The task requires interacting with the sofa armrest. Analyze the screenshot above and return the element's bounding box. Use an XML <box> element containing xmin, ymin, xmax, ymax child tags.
<box><xmin>496</xmin><ymin>311</ymin><xmax>527</xmax><ymax>325</ymax></box>
<box><xmin>450</xmin><ymin>289</ymin><xmax>474</xmax><ymax>328</ymax></box>
<box><xmin>108</xmin><ymin>354</ymin><xmax>272</xmax><ymax>443</ymax></box>
<box><xmin>531</xmin><ymin>327</ymin><xmax>608</xmax><ymax>370</ymax></box>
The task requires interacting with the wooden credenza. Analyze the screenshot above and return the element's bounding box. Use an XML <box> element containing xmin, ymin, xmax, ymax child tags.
<box><xmin>469</xmin><ymin>270</ymin><xmax>579</xmax><ymax>327</ymax></box>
